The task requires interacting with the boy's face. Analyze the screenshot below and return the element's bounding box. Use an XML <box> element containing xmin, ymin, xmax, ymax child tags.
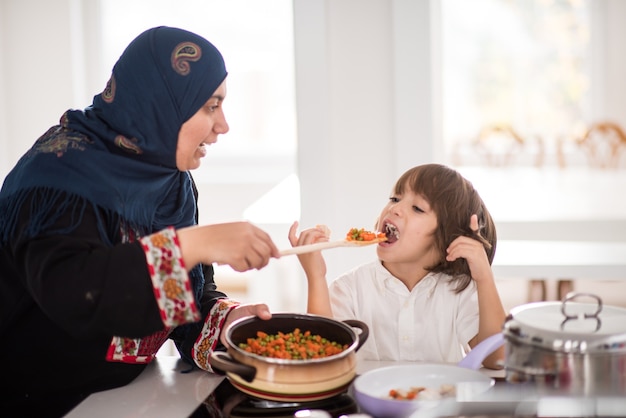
<box><xmin>376</xmin><ymin>186</ymin><xmax>439</xmax><ymax>267</ymax></box>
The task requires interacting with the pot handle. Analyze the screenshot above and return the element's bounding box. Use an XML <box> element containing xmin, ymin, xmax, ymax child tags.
<box><xmin>342</xmin><ymin>319</ymin><xmax>369</xmax><ymax>352</ymax></box>
<box><xmin>209</xmin><ymin>351</ymin><xmax>257</xmax><ymax>382</ymax></box>
<box><xmin>457</xmin><ymin>332</ymin><xmax>505</xmax><ymax>370</ymax></box>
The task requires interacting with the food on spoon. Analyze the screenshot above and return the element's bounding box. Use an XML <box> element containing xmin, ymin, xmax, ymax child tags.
<box><xmin>346</xmin><ymin>227</ymin><xmax>387</xmax><ymax>242</ymax></box>
<box><xmin>279</xmin><ymin>225</ymin><xmax>385</xmax><ymax>256</ymax></box>
<box><xmin>238</xmin><ymin>328</ymin><xmax>348</xmax><ymax>360</ymax></box>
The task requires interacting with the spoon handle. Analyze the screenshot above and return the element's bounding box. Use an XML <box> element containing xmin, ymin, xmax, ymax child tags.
<box><xmin>279</xmin><ymin>238</ymin><xmax>384</xmax><ymax>256</ymax></box>
<box><xmin>279</xmin><ymin>240</ymin><xmax>348</xmax><ymax>256</ymax></box>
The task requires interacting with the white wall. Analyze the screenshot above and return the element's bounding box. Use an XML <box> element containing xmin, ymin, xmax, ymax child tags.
<box><xmin>293</xmin><ymin>0</ymin><xmax>441</xmax><ymax>281</ymax></box>
<box><xmin>2</xmin><ymin>0</ymin><xmax>626</xmax><ymax>310</ymax></box>
<box><xmin>1</xmin><ymin>0</ymin><xmax>74</xmax><ymax>178</ymax></box>
<box><xmin>0</xmin><ymin>1</ymin><xmax>7</xmax><ymax>174</ymax></box>
<box><xmin>602</xmin><ymin>0</ymin><xmax>626</xmax><ymax>123</ymax></box>
<box><xmin>0</xmin><ymin>0</ymin><xmax>105</xmax><ymax>180</ymax></box>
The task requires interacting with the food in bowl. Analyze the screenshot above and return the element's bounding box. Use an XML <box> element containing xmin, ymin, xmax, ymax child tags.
<box><xmin>388</xmin><ymin>383</ymin><xmax>456</xmax><ymax>401</ymax></box>
<box><xmin>354</xmin><ymin>364</ymin><xmax>494</xmax><ymax>418</ymax></box>
<box><xmin>238</xmin><ymin>329</ymin><xmax>348</xmax><ymax>359</ymax></box>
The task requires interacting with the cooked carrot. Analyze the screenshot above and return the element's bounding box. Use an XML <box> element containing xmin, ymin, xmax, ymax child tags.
<box><xmin>388</xmin><ymin>386</ymin><xmax>429</xmax><ymax>401</ymax></box>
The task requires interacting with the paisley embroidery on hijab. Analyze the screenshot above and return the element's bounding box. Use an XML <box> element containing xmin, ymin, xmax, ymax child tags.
<box><xmin>115</xmin><ymin>135</ymin><xmax>143</xmax><ymax>154</ymax></box>
<box><xmin>102</xmin><ymin>75</ymin><xmax>116</xmax><ymax>103</ymax></box>
<box><xmin>171</xmin><ymin>42</ymin><xmax>202</xmax><ymax>76</ymax></box>
<box><xmin>26</xmin><ymin>126</ymin><xmax>93</xmax><ymax>158</ymax></box>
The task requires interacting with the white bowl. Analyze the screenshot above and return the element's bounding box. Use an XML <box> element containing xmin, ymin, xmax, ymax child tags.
<box><xmin>353</xmin><ymin>364</ymin><xmax>495</xmax><ymax>418</ymax></box>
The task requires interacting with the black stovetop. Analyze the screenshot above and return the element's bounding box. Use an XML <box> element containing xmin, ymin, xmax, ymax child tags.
<box><xmin>195</xmin><ymin>379</ymin><xmax>358</xmax><ymax>418</ymax></box>
<box><xmin>191</xmin><ymin>377</ymin><xmax>626</xmax><ymax>418</ymax></box>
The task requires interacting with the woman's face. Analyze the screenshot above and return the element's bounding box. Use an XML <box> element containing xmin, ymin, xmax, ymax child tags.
<box><xmin>376</xmin><ymin>186</ymin><xmax>439</xmax><ymax>266</ymax></box>
<box><xmin>176</xmin><ymin>80</ymin><xmax>229</xmax><ymax>171</ymax></box>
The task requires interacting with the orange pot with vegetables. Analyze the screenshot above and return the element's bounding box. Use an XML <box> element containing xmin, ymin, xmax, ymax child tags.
<box><xmin>209</xmin><ymin>313</ymin><xmax>369</xmax><ymax>402</ymax></box>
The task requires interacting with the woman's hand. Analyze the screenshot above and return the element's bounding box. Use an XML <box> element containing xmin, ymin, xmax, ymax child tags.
<box><xmin>178</xmin><ymin>221</ymin><xmax>280</xmax><ymax>272</ymax></box>
<box><xmin>220</xmin><ymin>303</ymin><xmax>271</xmax><ymax>346</ymax></box>
<box><xmin>287</xmin><ymin>221</ymin><xmax>329</xmax><ymax>279</ymax></box>
<box><xmin>445</xmin><ymin>214</ymin><xmax>493</xmax><ymax>283</ymax></box>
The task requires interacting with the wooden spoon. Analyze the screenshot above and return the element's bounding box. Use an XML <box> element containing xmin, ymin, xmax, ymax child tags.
<box><xmin>280</xmin><ymin>236</ymin><xmax>387</xmax><ymax>256</ymax></box>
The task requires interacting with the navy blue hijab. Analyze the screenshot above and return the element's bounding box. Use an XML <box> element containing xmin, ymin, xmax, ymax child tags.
<box><xmin>0</xmin><ymin>27</ymin><xmax>227</xmax><ymax>301</ymax></box>
<box><xmin>0</xmin><ymin>26</ymin><xmax>227</xmax><ymax>245</ymax></box>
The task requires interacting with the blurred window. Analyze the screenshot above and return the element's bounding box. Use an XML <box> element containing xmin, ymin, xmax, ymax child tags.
<box><xmin>441</xmin><ymin>0</ymin><xmax>591</xmax><ymax>166</ymax></box>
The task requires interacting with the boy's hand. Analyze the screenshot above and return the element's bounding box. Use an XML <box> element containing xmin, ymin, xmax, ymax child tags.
<box><xmin>445</xmin><ymin>214</ymin><xmax>493</xmax><ymax>282</ymax></box>
<box><xmin>287</xmin><ymin>221</ymin><xmax>328</xmax><ymax>279</ymax></box>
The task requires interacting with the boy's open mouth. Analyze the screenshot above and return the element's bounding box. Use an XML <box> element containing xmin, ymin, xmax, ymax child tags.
<box><xmin>384</xmin><ymin>223</ymin><xmax>399</xmax><ymax>243</ymax></box>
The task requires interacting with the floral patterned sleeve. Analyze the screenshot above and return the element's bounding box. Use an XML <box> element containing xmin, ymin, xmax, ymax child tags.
<box><xmin>110</xmin><ymin>226</ymin><xmax>243</xmax><ymax>370</ymax></box>
<box><xmin>106</xmin><ymin>227</ymin><xmax>201</xmax><ymax>364</ymax></box>
<box><xmin>192</xmin><ymin>299</ymin><xmax>240</xmax><ymax>372</ymax></box>
<box><xmin>139</xmin><ymin>227</ymin><xmax>243</xmax><ymax>372</ymax></box>
<box><xmin>140</xmin><ymin>226</ymin><xmax>200</xmax><ymax>326</ymax></box>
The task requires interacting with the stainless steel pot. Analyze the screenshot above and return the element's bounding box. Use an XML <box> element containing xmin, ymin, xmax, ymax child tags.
<box><xmin>503</xmin><ymin>293</ymin><xmax>626</xmax><ymax>395</ymax></box>
<box><xmin>209</xmin><ymin>313</ymin><xmax>369</xmax><ymax>402</ymax></box>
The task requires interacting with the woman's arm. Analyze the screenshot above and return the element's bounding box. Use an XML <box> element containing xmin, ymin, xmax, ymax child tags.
<box><xmin>177</xmin><ymin>221</ymin><xmax>280</xmax><ymax>272</ymax></box>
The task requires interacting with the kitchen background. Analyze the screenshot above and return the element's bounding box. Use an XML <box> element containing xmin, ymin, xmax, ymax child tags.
<box><xmin>1</xmin><ymin>0</ymin><xmax>625</xmax><ymax>321</ymax></box>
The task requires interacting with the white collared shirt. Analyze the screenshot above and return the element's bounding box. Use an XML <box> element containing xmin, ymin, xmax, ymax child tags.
<box><xmin>329</xmin><ymin>260</ymin><xmax>479</xmax><ymax>362</ymax></box>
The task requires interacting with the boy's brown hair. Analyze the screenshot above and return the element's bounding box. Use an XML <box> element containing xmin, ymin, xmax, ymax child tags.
<box><xmin>392</xmin><ymin>164</ymin><xmax>497</xmax><ymax>292</ymax></box>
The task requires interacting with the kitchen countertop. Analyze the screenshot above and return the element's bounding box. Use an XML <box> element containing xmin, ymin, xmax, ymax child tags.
<box><xmin>491</xmin><ymin>240</ymin><xmax>626</xmax><ymax>281</ymax></box>
<box><xmin>64</xmin><ymin>356</ymin><xmax>224</xmax><ymax>418</ymax></box>
<box><xmin>409</xmin><ymin>384</ymin><xmax>626</xmax><ymax>418</ymax></box>
<box><xmin>65</xmin><ymin>356</ymin><xmax>626</xmax><ymax>417</ymax></box>
<box><xmin>64</xmin><ymin>356</ymin><xmax>504</xmax><ymax>417</ymax></box>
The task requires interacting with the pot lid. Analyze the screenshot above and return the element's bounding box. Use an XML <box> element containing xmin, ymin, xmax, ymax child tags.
<box><xmin>503</xmin><ymin>293</ymin><xmax>626</xmax><ymax>354</ymax></box>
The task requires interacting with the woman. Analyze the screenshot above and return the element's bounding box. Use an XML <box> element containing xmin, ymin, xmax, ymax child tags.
<box><xmin>0</xmin><ymin>26</ymin><xmax>279</xmax><ymax>416</ymax></box>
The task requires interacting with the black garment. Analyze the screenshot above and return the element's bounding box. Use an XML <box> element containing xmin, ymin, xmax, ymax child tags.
<box><xmin>0</xmin><ymin>192</ymin><xmax>226</xmax><ymax>417</ymax></box>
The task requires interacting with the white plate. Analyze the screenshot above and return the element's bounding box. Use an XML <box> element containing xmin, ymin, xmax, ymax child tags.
<box><xmin>353</xmin><ymin>364</ymin><xmax>495</xmax><ymax>418</ymax></box>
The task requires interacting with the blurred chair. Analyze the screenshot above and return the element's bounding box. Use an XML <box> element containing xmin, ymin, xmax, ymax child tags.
<box><xmin>454</xmin><ymin>124</ymin><xmax>545</xmax><ymax>167</ymax></box>
<box><xmin>577</xmin><ymin>121</ymin><xmax>626</xmax><ymax>169</ymax></box>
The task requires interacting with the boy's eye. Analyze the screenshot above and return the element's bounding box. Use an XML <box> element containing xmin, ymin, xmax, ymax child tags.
<box><xmin>389</xmin><ymin>196</ymin><xmax>400</xmax><ymax>203</ymax></box>
<box><xmin>412</xmin><ymin>205</ymin><xmax>425</xmax><ymax>213</ymax></box>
